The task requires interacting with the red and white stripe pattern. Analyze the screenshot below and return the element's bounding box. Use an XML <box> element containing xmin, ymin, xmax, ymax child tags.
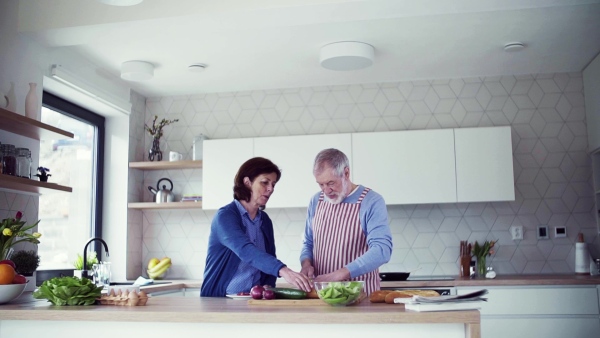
<box><xmin>312</xmin><ymin>187</ymin><xmax>379</xmax><ymax>294</ymax></box>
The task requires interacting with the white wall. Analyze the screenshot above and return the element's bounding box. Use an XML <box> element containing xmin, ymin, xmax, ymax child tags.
<box><xmin>0</xmin><ymin>0</ymin><xmax>132</xmax><ymax>281</ymax></box>
<box><xmin>584</xmin><ymin>53</ymin><xmax>600</xmax><ymax>152</ymax></box>
<box><xmin>135</xmin><ymin>73</ymin><xmax>600</xmax><ymax>279</ymax></box>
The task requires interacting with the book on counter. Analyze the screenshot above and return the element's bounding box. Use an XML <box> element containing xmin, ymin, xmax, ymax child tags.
<box><xmin>395</xmin><ymin>289</ymin><xmax>488</xmax><ymax>312</ymax></box>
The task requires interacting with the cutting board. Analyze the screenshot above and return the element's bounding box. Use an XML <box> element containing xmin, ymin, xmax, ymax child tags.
<box><xmin>247</xmin><ymin>294</ymin><xmax>366</xmax><ymax>306</ymax></box>
<box><xmin>247</xmin><ymin>298</ymin><xmax>325</xmax><ymax>306</ymax></box>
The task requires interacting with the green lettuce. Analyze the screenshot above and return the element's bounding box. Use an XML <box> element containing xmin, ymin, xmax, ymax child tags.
<box><xmin>33</xmin><ymin>276</ymin><xmax>103</xmax><ymax>306</ymax></box>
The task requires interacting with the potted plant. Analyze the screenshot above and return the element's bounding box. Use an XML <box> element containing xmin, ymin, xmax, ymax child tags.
<box><xmin>11</xmin><ymin>250</ymin><xmax>40</xmax><ymax>291</ymax></box>
<box><xmin>73</xmin><ymin>252</ymin><xmax>98</xmax><ymax>278</ymax></box>
<box><xmin>0</xmin><ymin>211</ymin><xmax>41</xmax><ymax>260</ymax></box>
<box><xmin>144</xmin><ymin>115</ymin><xmax>179</xmax><ymax>161</ymax></box>
<box><xmin>35</xmin><ymin>167</ymin><xmax>51</xmax><ymax>182</ymax></box>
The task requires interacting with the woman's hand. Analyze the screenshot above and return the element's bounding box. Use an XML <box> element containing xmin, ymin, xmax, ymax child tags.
<box><xmin>279</xmin><ymin>266</ymin><xmax>312</xmax><ymax>292</ymax></box>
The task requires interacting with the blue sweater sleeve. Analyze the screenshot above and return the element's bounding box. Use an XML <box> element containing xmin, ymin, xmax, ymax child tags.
<box><xmin>214</xmin><ymin>206</ymin><xmax>285</xmax><ymax>277</ymax></box>
<box><xmin>345</xmin><ymin>190</ymin><xmax>392</xmax><ymax>278</ymax></box>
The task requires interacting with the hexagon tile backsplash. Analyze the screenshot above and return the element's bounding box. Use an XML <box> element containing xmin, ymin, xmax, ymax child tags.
<box><xmin>132</xmin><ymin>72</ymin><xmax>600</xmax><ymax>279</ymax></box>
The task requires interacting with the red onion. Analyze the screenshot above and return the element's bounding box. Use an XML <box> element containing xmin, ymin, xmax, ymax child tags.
<box><xmin>263</xmin><ymin>289</ymin><xmax>275</xmax><ymax>300</ymax></box>
<box><xmin>250</xmin><ymin>285</ymin><xmax>264</xmax><ymax>300</ymax></box>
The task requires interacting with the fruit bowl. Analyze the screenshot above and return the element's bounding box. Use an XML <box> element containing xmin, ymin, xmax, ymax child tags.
<box><xmin>146</xmin><ymin>267</ymin><xmax>169</xmax><ymax>280</ymax></box>
<box><xmin>0</xmin><ymin>283</ymin><xmax>27</xmax><ymax>304</ymax></box>
<box><xmin>313</xmin><ymin>281</ymin><xmax>364</xmax><ymax>306</ymax></box>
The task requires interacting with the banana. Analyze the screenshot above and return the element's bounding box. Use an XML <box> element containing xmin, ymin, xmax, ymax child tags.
<box><xmin>148</xmin><ymin>257</ymin><xmax>171</xmax><ymax>274</ymax></box>
<box><xmin>147</xmin><ymin>258</ymin><xmax>160</xmax><ymax>270</ymax></box>
<box><xmin>148</xmin><ymin>263</ymin><xmax>171</xmax><ymax>279</ymax></box>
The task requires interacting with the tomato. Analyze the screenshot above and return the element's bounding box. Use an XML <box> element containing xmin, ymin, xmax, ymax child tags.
<box><xmin>12</xmin><ymin>274</ymin><xmax>27</xmax><ymax>284</ymax></box>
<box><xmin>0</xmin><ymin>260</ymin><xmax>16</xmax><ymax>269</ymax></box>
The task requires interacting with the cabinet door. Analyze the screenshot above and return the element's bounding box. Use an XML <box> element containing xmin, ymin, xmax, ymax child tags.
<box><xmin>454</xmin><ymin>126</ymin><xmax>514</xmax><ymax>202</ymax></box>
<box><xmin>202</xmin><ymin>138</ymin><xmax>254</xmax><ymax>210</ymax></box>
<box><xmin>352</xmin><ymin>129</ymin><xmax>457</xmax><ymax>205</ymax></box>
<box><xmin>254</xmin><ymin>134</ymin><xmax>352</xmax><ymax>208</ymax></box>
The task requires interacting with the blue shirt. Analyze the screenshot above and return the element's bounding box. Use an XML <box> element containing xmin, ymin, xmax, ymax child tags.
<box><xmin>226</xmin><ymin>200</ymin><xmax>266</xmax><ymax>294</ymax></box>
<box><xmin>201</xmin><ymin>201</ymin><xmax>285</xmax><ymax>297</ymax></box>
<box><xmin>300</xmin><ymin>185</ymin><xmax>392</xmax><ymax>278</ymax></box>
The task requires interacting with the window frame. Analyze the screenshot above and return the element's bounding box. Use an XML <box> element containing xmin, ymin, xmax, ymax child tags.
<box><xmin>41</xmin><ymin>91</ymin><xmax>106</xmax><ymax>260</ymax></box>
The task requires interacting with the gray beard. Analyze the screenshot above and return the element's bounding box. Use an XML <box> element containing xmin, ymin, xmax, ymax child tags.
<box><xmin>324</xmin><ymin>179</ymin><xmax>349</xmax><ymax>204</ymax></box>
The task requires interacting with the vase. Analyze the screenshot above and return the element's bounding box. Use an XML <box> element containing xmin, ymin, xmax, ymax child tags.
<box><xmin>148</xmin><ymin>137</ymin><xmax>163</xmax><ymax>161</ymax></box>
<box><xmin>25</xmin><ymin>83</ymin><xmax>38</xmax><ymax>120</ymax></box>
<box><xmin>476</xmin><ymin>256</ymin><xmax>487</xmax><ymax>277</ymax></box>
<box><xmin>6</xmin><ymin>82</ymin><xmax>16</xmax><ymax>112</ymax></box>
<box><xmin>24</xmin><ymin>272</ymin><xmax>36</xmax><ymax>292</ymax></box>
<box><xmin>0</xmin><ymin>248</ymin><xmax>14</xmax><ymax>261</ymax></box>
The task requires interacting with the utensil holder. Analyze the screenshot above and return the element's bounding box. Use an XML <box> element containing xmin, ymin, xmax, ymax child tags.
<box><xmin>460</xmin><ymin>256</ymin><xmax>471</xmax><ymax>277</ymax></box>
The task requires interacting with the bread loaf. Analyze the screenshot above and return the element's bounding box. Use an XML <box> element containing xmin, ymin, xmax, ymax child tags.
<box><xmin>369</xmin><ymin>290</ymin><xmax>392</xmax><ymax>303</ymax></box>
<box><xmin>379</xmin><ymin>290</ymin><xmax>441</xmax><ymax>304</ymax></box>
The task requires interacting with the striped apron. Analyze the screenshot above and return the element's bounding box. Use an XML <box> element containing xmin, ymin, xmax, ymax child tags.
<box><xmin>312</xmin><ymin>187</ymin><xmax>379</xmax><ymax>295</ymax></box>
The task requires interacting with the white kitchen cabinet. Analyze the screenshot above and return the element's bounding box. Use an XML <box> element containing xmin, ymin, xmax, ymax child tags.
<box><xmin>454</xmin><ymin>126</ymin><xmax>514</xmax><ymax>202</ymax></box>
<box><xmin>202</xmin><ymin>137</ymin><xmax>254</xmax><ymax>210</ymax></box>
<box><xmin>352</xmin><ymin>129</ymin><xmax>457</xmax><ymax>205</ymax></box>
<box><xmin>457</xmin><ymin>285</ymin><xmax>600</xmax><ymax>338</ymax></box>
<box><xmin>253</xmin><ymin>133</ymin><xmax>352</xmax><ymax>208</ymax></box>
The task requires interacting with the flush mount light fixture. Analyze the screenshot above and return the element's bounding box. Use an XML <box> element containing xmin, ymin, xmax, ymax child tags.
<box><xmin>121</xmin><ymin>61</ymin><xmax>154</xmax><ymax>81</ymax></box>
<box><xmin>320</xmin><ymin>41</ymin><xmax>374</xmax><ymax>71</ymax></box>
<box><xmin>504</xmin><ymin>42</ymin><xmax>525</xmax><ymax>52</ymax></box>
<box><xmin>96</xmin><ymin>0</ymin><xmax>143</xmax><ymax>6</ymax></box>
<box><xmin>188</xmin><ymin>64</ymin><xmax>207</xmax><ymax>73</ymax></box>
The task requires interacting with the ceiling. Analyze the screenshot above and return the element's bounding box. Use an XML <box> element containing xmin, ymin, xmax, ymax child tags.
<box><xmin>19</xmin><ymin>0</ymin><xmax>600</xmax><ymax>98</ymax></box>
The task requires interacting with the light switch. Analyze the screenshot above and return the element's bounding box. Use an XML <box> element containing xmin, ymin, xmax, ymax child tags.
<box><xmin>510</xmin><ymin>225</ymin><xmax>524</xmax><ymax>240</ymax></box>
<box><xmin>554</xmin><ymin>226</ymin><xmax>567</xmax><ymax>238</ymax></box>
<box><xmin>537</xmin><ymin>225</ymin><xmax>549</xmax><ymax>239</ymax></box>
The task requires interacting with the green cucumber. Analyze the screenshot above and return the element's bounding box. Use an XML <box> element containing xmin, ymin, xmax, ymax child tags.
<box><xmin>271</xmin><ymin>287</ymin><xmax>307</xmax><ymax>299</ymax></box>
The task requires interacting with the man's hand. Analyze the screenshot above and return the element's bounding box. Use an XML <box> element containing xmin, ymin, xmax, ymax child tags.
<box><xmin>300</xmin><ymin>259</ymin><xmax>315</xmax><ymax>279</ymax></box>
<box><xmin>313</xmin><ymin>267</ymin><xmax>351</xmax><ymax>282</ymax></box>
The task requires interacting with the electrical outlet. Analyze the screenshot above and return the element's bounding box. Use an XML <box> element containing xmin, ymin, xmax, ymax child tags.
<box><xmin>510</xmin><ymin>225</ymin><xmax>524</xmax><ymax>240</ymax></box>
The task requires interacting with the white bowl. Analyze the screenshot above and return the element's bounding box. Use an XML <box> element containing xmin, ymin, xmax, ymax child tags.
<box><xmin>0</xmin><ymin>283</ymin><xmax>27</xmax><ymax>304</ymax></box>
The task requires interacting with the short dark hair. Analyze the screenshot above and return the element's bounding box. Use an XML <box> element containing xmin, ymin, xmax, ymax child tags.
<box><xmin>233</xmin><ymin>157</ymin><xmax>282</xmax><ymax>202</ymax></box>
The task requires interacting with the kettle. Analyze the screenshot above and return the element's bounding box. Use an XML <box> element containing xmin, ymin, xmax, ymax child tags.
<box><xmin>148</xmin><ymin>178</ymin><xmax>175</xmax><ymax>203</ymax></box>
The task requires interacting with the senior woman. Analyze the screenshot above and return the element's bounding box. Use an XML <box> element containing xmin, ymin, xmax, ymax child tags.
<box><xmin>201</xmin><ymin>157</ymin><xmax>312</xmax><ymax>297</ymax></box>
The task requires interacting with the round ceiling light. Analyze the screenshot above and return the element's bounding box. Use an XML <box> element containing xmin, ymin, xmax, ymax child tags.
<box><xmin>96</xmin><ymin>0</ymin><xmax>143</xmax><ymax>6</ymax></box>
<box><xmin>504</xmin><ymin>42</ymin><xmax>525</xmax><ymax>52</ymax></box>
<box><xmin>121</xmin><ymin>61</ymin><xmax>154</xmax><ymax>81</ymax></box>
<box><xmin>188</xmin><ymin>64</ymin><xmax>207</xmax><ymax>72</ymax></box>
<box><xmin>320</xmin><ymin>41</ymin><xmax>374</xmax><ymax>71</ymax></box>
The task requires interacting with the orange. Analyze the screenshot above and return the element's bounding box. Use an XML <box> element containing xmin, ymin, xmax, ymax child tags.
<box><xmin>0</xmin><ymin>264</ymin><xmax>16</xmax><ymax>285</ymax></box>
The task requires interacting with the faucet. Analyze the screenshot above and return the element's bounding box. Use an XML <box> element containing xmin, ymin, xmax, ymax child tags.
<box><xmin>81</xmin><ymin>237</ymin><xmax>109</xmax><ymax>279</ymax></box>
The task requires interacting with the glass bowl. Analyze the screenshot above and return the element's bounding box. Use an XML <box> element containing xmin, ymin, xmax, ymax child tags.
<box><xmin>0</xmin><ymin>283</ymin><xmax>27</xmax><ymax>304</ymax></box>
<box><xmin>313</xmin><ymin>281</ymin><xmax>365</xmax><ymax>306</ymax></box>
<box><xmin>147</xmin><ymin>267</ymin><xmax>169</xmax><ymax>280</ymax></box>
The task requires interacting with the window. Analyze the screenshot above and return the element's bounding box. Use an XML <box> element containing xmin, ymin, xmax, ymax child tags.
<box><xmin>38</xmin><ymin>92</ymin><xmax>105</xmax><ymax>270</ymax></box>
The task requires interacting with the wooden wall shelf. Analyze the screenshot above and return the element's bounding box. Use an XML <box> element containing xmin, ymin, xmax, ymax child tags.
<box><xmin>0</xmin><ymin>175</ymin><xmax>73</xmax><ymax>194</ymax></box>
<box><xmin>0</xmin><ymin>107</ymin><xmax>74</xmax><ymax>140</ymax></box>
<box><xmin>128</xmin><ymin>202</ymin><xmax>203</xmax><ymax>210</ymax></box>
<box><xmin>129</xmin><ymin>160</ymin><xmax>202</xmax><ymax>170</ymax></box>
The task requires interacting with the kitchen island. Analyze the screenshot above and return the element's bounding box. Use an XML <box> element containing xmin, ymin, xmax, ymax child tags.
<box><xmin>0</xmin><ymin>294</ymin><xmax>480</xmax><ymax>338</ymax></box>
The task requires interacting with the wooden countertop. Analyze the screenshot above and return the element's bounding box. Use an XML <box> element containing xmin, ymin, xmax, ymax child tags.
<box><xmin>381</xmin><ymin>274</ymin><xmax>600</xmax><ymax>288</ymax></box>
<box><xmin>137</xmin><ymin>274</ymin><xmax>600</xmax><ymax>293</ymax></box>
<box><xmin>0</xmin><ymin>294</ymin><xmax>479</xmax><ymax>325</ymax></box>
